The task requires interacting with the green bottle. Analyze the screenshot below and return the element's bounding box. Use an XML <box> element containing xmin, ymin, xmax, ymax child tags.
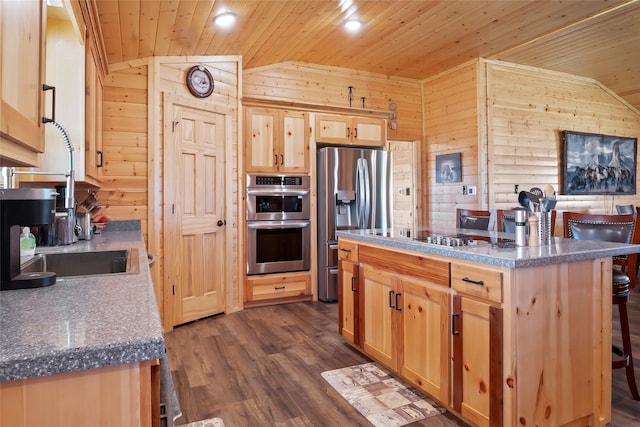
<box><xmin>20</xmin><ymin>227</ymin><xmax>36</xmax><ymax>257</ymax></box>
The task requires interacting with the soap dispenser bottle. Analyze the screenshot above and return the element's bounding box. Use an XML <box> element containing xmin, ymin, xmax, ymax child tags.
<box><xmin>20</xmin><ymin>227</ymin><xmax>36</xmax><ymax>257</ymax></box>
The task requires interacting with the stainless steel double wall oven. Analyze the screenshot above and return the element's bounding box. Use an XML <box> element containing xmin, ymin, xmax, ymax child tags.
<box><xmin>246</xmin><ymin>174</ymin><xmax>311</xmax><ymax>275</ymax></box>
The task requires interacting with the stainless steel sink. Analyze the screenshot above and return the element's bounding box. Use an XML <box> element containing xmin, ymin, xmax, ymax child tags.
<box><xmin>21</xmin><ymin>248</ymin><xmax>140</xmax><ymax>278</ymax></box>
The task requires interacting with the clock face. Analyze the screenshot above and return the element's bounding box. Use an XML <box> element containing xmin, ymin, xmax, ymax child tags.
<box><xmin>186</xmin><ymin>66</ymin><xmax>214</xmax><ymax>98</ymax></box>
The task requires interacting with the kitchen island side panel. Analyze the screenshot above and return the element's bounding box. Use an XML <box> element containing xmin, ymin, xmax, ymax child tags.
<box><xmin>506</xmin><ymin>258</ymin><xmax>610</xmax><ymax>426</ymax></box>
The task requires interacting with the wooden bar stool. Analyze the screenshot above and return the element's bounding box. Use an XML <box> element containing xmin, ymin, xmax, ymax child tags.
<box><xmin>563</xmin><ymin>212</ymin><xmax>640</xmax><ymax>401</ymax></box>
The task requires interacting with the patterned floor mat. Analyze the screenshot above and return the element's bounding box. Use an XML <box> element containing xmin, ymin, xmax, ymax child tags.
<box><xmin>177</xmin><ymin>418</ymin><xmax>225</xmax><ymax>427</ymax></box>
<box><xmin>321</xmin><ymin>362</ymin><xmax>446</xmax><ymax>427</ymax></box>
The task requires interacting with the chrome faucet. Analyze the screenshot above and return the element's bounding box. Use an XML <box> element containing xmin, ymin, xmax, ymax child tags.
<box><xmin>1</xmin><ymin>120</ymin><xmax>75</xmax><ymax>209</ymax></box>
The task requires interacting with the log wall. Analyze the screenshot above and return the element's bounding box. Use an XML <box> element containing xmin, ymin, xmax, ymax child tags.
<box><xmin>422</xmin><ymin>60</ymin><xmax>481</xmax><ymax>227</ymax></box>
<box><xmin>486</xmin><ymin>60</ymin><xmax>640</xmax><ymax>234</ymax></box>
<box><xmin>421</xmin><ymin>59</ymin><xmax>640</xmax><ymax>230</ymax></box>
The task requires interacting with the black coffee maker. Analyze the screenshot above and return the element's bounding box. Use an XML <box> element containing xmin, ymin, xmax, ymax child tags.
<box><xmin>0</xmin><ymin>188</ymin><xmax>57</xmax><ymax>290</ymax></box>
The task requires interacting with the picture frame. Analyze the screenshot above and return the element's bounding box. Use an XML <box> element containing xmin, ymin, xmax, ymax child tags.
<box><xmin>561</xmin><ymin>130</ymin><xmax>637</xmax><ymax>195</ymax></box>
<box><xmin>435</xmin><ymin>152</ymin><xmax>462</xmax><ymax>183</ymax></box>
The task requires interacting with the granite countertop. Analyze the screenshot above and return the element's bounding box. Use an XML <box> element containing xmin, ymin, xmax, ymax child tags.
<box><xmin>0</xmin><ymin>222</ymin><xmax>165</xmax><ymax>382</ymax></box>
<box><xmin>337</xmin><ymin>226</ymin><xmax>640</xmax><ymax>269</ymax></box>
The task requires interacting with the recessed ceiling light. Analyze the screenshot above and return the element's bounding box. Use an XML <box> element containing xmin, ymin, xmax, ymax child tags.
<box><xmin>214</xmin><ymin>11</ymin><xmax>236</xmax><ymax>28</ymax></box>
<box><xmin>345</xmin><ymin>18</ymin><xmax>362</xmax><ymax>32</ymax></box>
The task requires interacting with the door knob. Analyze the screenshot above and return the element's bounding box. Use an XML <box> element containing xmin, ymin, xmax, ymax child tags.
<box><xmin>217</xmin><ymin>220</ymin><xmax>226</xmax><ymax>227</ymax></box>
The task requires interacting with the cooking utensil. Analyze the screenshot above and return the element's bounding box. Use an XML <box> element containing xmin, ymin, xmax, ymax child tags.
<box><xmin>530</xmin><ymin>187</ymin><xmax>544</xmax><ymax>198</ymax></box>
<box><xmin>544</xmin><ymin>184</ymin><xmax>555</xmax><ymax>198</ymax></box>
<box><xmin>518</xmin><ymin>191</ymin><xmax>531</xmax><ymax>210</ymax></box>
<box><xmin>543</xmin><ymin>197</ymin><xmax>557</xmax><ymax>211</ymax></box>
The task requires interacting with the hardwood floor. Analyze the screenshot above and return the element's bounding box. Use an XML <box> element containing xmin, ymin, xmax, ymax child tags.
<box><xmin>165</xmin><ymin>294</ymin><xmax>640</xmax><ymax>426</ymax></box>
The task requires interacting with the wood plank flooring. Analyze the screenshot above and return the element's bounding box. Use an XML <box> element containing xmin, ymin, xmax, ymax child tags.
<box><xmin>165</xmin><ymin>295</ymin><xmax>640</xmax><ymax>426</ymax></box>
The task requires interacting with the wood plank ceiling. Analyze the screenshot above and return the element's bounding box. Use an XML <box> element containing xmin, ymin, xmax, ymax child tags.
<box><xmin>95</xmin><ymin>0</ymin><xmax>640</xmax><ymax>111</ymax></box>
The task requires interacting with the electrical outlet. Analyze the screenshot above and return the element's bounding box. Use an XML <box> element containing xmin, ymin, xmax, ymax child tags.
<box><xmin>462</xmin><ymin>185</ymin><xmax>468</xmax><ymax>195</ymax></box>
<box><xmin>468</xmin><ymin>186</ymin><xmax>477</xmax><ymax>195</ymax></box>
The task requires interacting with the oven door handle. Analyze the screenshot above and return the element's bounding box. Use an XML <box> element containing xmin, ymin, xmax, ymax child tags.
<box><xmin>247</xmin><ymin>221</ymin><xmax>310</xmax><ymax>229</ymax></box>
<box><xmin>246</xmin><ymin>189</ymin><xmax>310</xmax><ymax>197</ymax></box>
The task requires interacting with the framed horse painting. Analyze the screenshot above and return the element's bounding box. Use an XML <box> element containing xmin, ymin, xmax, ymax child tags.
<box><xmin>561</xmin><ymin>130</ymin><xmax>637</xmax><ymax>195</ymax></box>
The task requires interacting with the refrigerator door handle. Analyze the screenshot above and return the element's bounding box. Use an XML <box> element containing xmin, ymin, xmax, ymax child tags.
<box><xmin>362</xmin><ymin>158</ymin><xmax>371</xmax><ymax>228</ymax></box>
<box><xmin>355</xmin><ymin>159</ymin><xmax>365</xmax><ymax>228</ymax></box>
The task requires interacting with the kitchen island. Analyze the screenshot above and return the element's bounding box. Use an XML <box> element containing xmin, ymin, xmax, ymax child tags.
<box><xmin>0</xmin><ymin>223</ymin><xmax>166</xmax><ymax>427</ymax></box>
<box><xmin>336</xmin><ymin>227</ymin><xmax>640</xmax><ymax>427</ymax></box>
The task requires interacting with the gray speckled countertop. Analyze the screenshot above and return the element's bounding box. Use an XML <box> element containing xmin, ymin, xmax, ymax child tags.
<box><xmin>337</xmin><ymin>226</ymin><xmax>640</xmax><ymax>268</ymax></box>
<box><xmin>0</xmin><ymin>223</ymin><xmax>165</xmax><ymax>382</ymax></box>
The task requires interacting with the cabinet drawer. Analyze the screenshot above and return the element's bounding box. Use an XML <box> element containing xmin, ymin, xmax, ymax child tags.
<box><xmin>338</xmin><ymin>240</ymin><xmax>358</xmax><ymax>262</ymax></box>
<box><xmin>247</xmin><ymin>273</ymin><xmax>311</xmax><ymax>301</ymax></box>
<box><xmin>451</xmin><ymin>263</ymin><xmax>502</xmax><ymax>303</ymax></box>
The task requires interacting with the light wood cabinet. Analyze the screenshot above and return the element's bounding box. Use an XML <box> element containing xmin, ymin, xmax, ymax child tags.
<box><xmin>315</xmin><ymin>114</ymin><xmax>386</xmax><ymax>147</ymax></box>
<box><xmin>19</xmin><ymin>9</ymin><xmax>103</xmax><ymax>186</ymax></box>
<box><xmin>245</xmin><ymin>271</ymin><xmax>312</xmax><ymax>307</ymax></box>
<box><xmin>339</xmin><ymin>237</ymin><xmax>612</xmax><ymax>426</ymax></box>
<box><xmin>245</xmin><ymin>107</ymin><xmax>310</xmax><ymax>173</ymax></box>
<box><xmin>338</xmin><ymin>258</ymin><xmax>358</xmax><ymax>345</ymax></box>
<box><xmin>84</xmin><ymin>37</ymin><xmax>104</xmax><ymax>182</ymax></box>
<box><xmin>451</xmin><ymin>262</ymin><xmax>504</xmax><ymax>427</ymax></box>
<box><xmin>348</xmin><ymin>242</ymin><xmax>452</xmax><ymax>404</ymax></box>
<box><xmin>0</xmin><ymin>361</ymin><xmax>155</xmax><ymax>427</ymax></box>
<box><xmin>0</xmin><ymin>0</ymin><xmax>46</xmax><ymax>165</ymax></box>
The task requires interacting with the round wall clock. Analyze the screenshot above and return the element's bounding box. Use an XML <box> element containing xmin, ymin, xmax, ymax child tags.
<box><xmin>186</xmin><ymin>65</ymin><xmax>214</xmax><ymax>98</ymax></box>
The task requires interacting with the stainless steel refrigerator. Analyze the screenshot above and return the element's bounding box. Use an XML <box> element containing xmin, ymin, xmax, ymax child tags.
<box><xmin>317</xmin><ymin>146</ymin><xmax>392</xmax><ymax>301</ymax></box>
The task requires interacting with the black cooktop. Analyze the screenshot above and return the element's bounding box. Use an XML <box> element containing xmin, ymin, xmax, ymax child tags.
<box><xmin>411</xmin><ymin>232</ymin><xmax>515</xmax><ymax>249</ymax></box>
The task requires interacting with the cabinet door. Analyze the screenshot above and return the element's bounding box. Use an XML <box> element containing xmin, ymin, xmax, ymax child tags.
<box><xmin>338</xmin><ymin>259</ymin><xmax>358</xmax><ymax>345</ymax></box>
<box><xmin>452</xmin><ymin>295</ymin><xmax>503</xmax><ymax>427</ymax></box>
<box><xmin>353</xmin><ymin>117</ymin><xmax>386</xmax><ymax>147</ymax></box>
<box><xmin>400</xmin><ymin>277</ymin><xmax>450</xmax><ymax>404</ymax></box>
<box><xmin>85</xmin><ymin>42</ymin><xmax>103</xmax><ymax>182</ymax></box>
<box><xmin>279</xmin><ymin>110</ymin><xmax>309</xmax><ymax>173</ymax></box>
<box><xmin>315</xmin><ymin>114</ymin><xmax>351</xmax><ymax>144</ymax></box>
<box><xmin>361</xmin><ymin>264</ymin><xmax>399</xmax><ymax>371</ymax></box>
<box><xmin>246</xmin><ymin>107</ymin><xmax>278</xmax><ymax>172</ymax></box>
<box><xmin>0</xmin><ymin>0</ymin><xmax>46</xmax><ymax>154</ymax></box>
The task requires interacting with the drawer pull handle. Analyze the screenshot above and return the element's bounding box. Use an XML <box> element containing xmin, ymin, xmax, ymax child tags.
<box><xmin>395</xmin><ymin>292</ymin><xmax>402</xmax><ymax>311</ymax></box>
<box><xmin>275</xmin><ymin>286</ymin><xmax>285</xmax><ymax>290</ymax></box>
<box><xmin>388</xmin><ymin>290</ymin><xmax>395</xmax><ymax>309</ymax></box>
<box><xmin>339</xmin><ymin>248</ymin><xmax>352</xmax><ymax>253</ymax></box>
<box><xmin>351</xmin><ymin>276</ymin><xmax>357</xmax><ymax>292</ymax></box>
<box><xmin>452</xmin><ymin>313</ymin><xmax>460</xmax><ymax>335</ymax></box>
<box><xmin>462</xmin><ymin>277</ymin><xmax>484</xmax><ymax>286</ymax></box>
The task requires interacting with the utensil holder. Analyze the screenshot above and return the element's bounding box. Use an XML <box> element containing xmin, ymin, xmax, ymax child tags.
<box><xmin>533</xmin><ymin>211</ymin><xmax>552</xmax><ymax>245</ymax></box>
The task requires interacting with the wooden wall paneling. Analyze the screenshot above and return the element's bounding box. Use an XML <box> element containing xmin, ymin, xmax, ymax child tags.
<box><xmin>485</xmin><ymin>60</ymin><xmax>640</xmax><ymax>219</ymax></box>
<box><xmin>101</xmin><ymin>64</ymin><xmax>155</xmax><ymax>309</ymax></box>
<box><xmin>388</xmin><ymin>140</ymin><xmax>418</xmax><ymax>235</ymax></box>
<box><xmin>422</xmin><ymin>60</ymin><xmax>481</xmax><ymax>227</ymax></box>
<box><xmin>243</xmin><ymin>61</ymin><xmax>422</xmax><ymax>141</ymax></box>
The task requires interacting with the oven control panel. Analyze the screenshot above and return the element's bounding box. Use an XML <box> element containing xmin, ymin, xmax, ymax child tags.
<box><xmin>248</xmin><ymin>175</ymin><xmax>310</xmax><ymax>188</ymax></box>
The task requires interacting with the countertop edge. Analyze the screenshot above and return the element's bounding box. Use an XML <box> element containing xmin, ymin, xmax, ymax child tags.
<box><xmin>337</xmin><ymin>229</ymin><xmax>640</xmax><ymax>268</ymax></box>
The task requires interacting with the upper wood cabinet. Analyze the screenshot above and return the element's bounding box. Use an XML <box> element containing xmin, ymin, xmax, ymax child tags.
<box><xmin>0</xmin><ymin>0</ymin><xmax>47</xmax><ymax>165</ymax></box>
<box><xmin>245</xmin><ymin>107</ymin><xmax>310</xmax><ymax>173</ymax></box>
<box><xmin>315</xmin><ymin>114</ymin><xmax>386</xmax><ymax>147</ymax></box>
<box><xmin>84</xmin><ymin>38</ymin><xmax>103</xmax><ymax>182</ymax></box>
<box><xmin>20</xmin><ymin>8</ymin><xmax>103</xmax><ymax>186</ymax></box>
